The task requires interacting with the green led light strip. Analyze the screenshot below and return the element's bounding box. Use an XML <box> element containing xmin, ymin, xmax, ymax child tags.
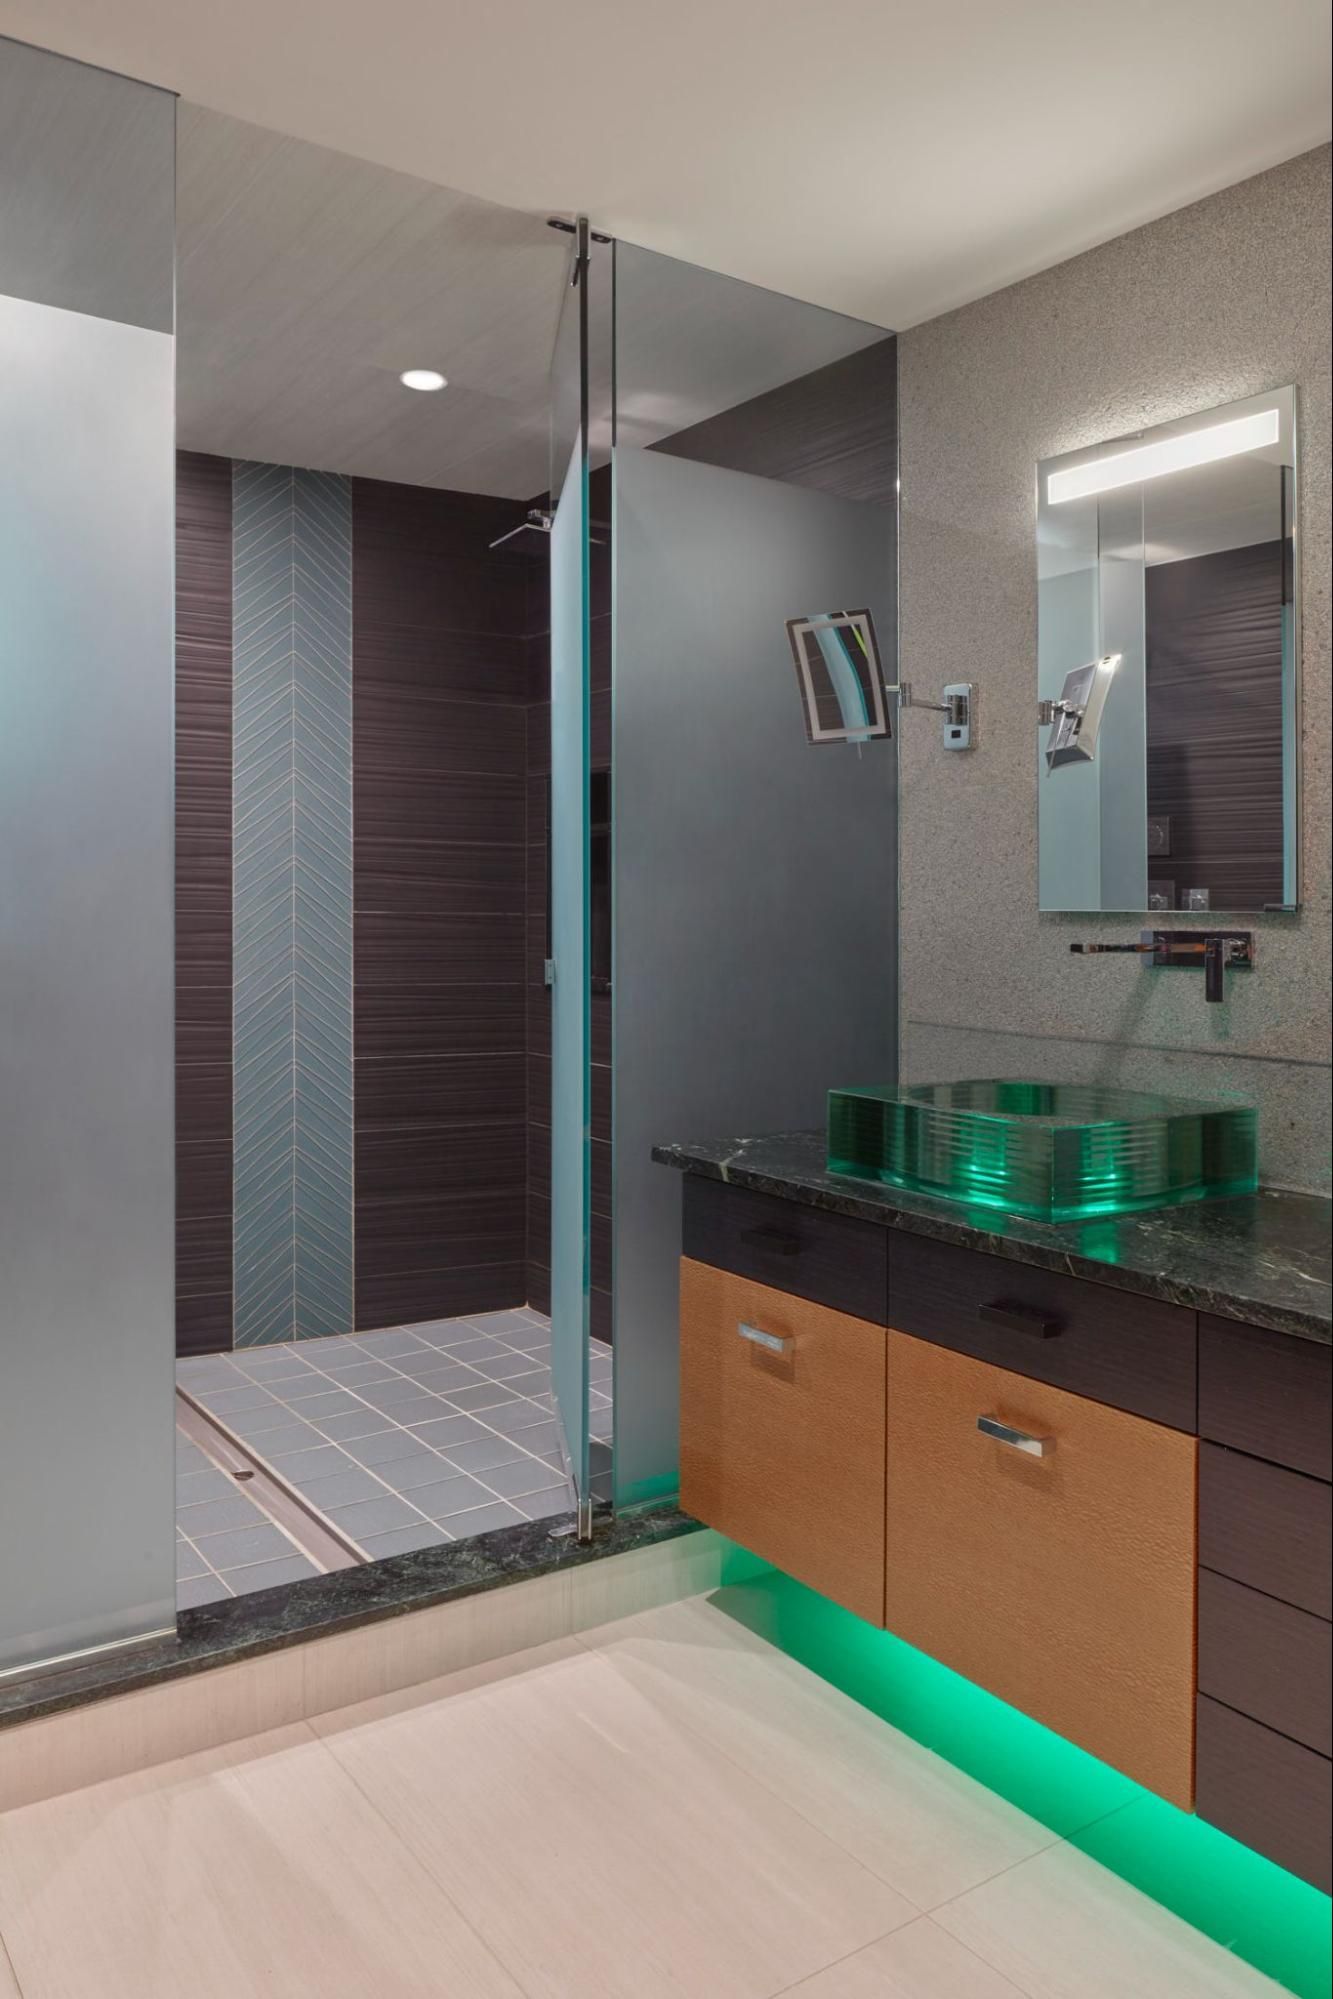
<box><xmin>711</xmin><ymin>1558</ymin><xmax>1331</xmax><ymax>1999</ymax></box>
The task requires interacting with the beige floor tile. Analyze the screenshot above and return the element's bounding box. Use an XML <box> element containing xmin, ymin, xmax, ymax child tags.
<box><xmin>782</xmin><ymin>1916</ymin><xmax>1028</xmax><ymax>1996</ymax></box>
<box><xmin>0</xmin><ymin>1722</ymin><xmax>523</xmax><ymax>1999</ymax></box>
<box><xmin>313</xmin><ymin>1634</ymin><xmax>915</xmax><ymax>1999</ymax></box>
<box><xmin>580</xmin><ymin>1595</ymin><xmax>1059</xmax><ymax>1909</ymax></box>
<box><xmin>934</xmin><ymin>1838</ymin><xmax>1291</xmax><ymax>1999</ymax></box>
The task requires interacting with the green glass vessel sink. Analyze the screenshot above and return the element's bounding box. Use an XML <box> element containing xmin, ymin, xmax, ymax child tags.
<box><xmin>827</xmin><ymin>1079</ymin><xmax>1258</xmax><ymax>1222</ymax></box>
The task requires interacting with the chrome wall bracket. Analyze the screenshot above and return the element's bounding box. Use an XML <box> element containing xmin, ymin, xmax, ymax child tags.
<box><xmin>887</xmin><ymin>680</ymin><xmax>974</xmax><ymax>749</ymax></box>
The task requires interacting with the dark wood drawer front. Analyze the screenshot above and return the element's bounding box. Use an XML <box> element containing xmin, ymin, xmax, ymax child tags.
<box><xmin>1197</xmin><ymin>1569</ymin><xmax>1332</xmax><ymax>1757</ymax></box>
<box><xmin>1199</xmin><ymin>1443</ymin><xmax>1332</xmax><ymax>1619</ymax></box>
<box><xmin>682</xmin><ymin>1178</ymin><xmax>888</xmax><ymax>1323</ymax></box>
<box><xmin>888</xmin><ymin>1233</ymin><xmax>1196</xmax><ymax>1429</ymax></box>
<box><xmin>1196</xmin><ymin>1695</ymin><xmax>1332</xmax><ymax>1894</ymax></box>
<box><xmin>1199</xmin><ymin>1316</ymin><xmax>1332</xmax><ymax>1480</ymax></box>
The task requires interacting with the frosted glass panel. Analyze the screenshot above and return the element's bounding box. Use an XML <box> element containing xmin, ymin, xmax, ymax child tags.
<box><xmin>611</xmin><ymin>448</ymin><xmax>898</xmax><ymax>1507</ymax></box>
<box><xmin>0</xmin><ymin>39</ymin><xmax>176</xmax><ymax>1674</ymax></box>
<box><xmin>548</xmin><ymin>273</ymin><xmax>592</xmax><ymax>1509</ymax></box>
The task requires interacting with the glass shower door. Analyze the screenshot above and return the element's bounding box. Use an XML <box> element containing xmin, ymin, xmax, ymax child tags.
<box><xmin>548</xmin><ymin>220</ymin><xmax>593</xmax><ymax>1534</ymax></box>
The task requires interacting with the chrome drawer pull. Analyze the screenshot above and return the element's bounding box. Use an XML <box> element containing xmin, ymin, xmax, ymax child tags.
<box><xmin>738</xmin><ymin>1321</ymin><xmax>793</xmax><ymax>1355</ymax></box>
<box><xmin>977</xmin><ymin>1414</ymin><xmax>1052</xmax><ymax>1458</ymax></box>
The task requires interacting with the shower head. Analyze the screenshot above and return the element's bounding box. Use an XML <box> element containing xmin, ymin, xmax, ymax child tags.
<box><xmin>488</xmin><ymin>508</ymin><xmax>553</xmax><ymax>551</ymax></box>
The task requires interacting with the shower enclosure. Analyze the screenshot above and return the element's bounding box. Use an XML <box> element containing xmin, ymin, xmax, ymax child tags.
<box><xmin>0</xmin><ymin>29</ymin><xmax>899</xmax><ymax>1679</ymax></box>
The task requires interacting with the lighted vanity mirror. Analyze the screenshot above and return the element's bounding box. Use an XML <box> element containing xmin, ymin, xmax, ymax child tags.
<box><xmin>1037</xmin><ymin>387</ymin><xmax>1298</xmax><ymax>914</ymax></box>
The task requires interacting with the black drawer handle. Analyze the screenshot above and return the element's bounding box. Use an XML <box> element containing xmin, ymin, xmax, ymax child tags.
<box><xmin>740</xmin><ymin>1223</ymin><xmax>801</xmax><ymax>1256</ymax></box>
<box><xmin>978</xmin><ymin>1300</ymin><xmax>1063</xmax><ymax>1339</ymax></box>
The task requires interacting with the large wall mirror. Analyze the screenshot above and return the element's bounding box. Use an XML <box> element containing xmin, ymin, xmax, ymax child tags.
<box><xmin>1037</xmin><ymin>387</ymin><xmax>1298</xmax><ymax>914</ymax></box>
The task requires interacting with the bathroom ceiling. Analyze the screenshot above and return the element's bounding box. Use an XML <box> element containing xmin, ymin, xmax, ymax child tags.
<box><xmin>3</xmin><ymin>0</ymin><xmax>1328</xmax><ymax>331</ymax></box>
<box><xmin>174</xmin><ymin>106</ymin><xmax>885</xmax><ymax>495</ymax></box>
<box><xmin>174</xmin><ymin>105</ymin><xmax>567</xmax><ymax>496</ymax></box>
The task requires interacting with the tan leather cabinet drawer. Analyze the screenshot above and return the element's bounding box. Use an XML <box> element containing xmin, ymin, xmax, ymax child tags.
<box><xmin>884</xmin><ymin>1329</ymin><xmax>1197</xmax><ymax>1808</ymax></box>
<box><xmin>679</xmin><ymin>1257</ymin><xmax>887</xmax><ymax>1625</ymax></box>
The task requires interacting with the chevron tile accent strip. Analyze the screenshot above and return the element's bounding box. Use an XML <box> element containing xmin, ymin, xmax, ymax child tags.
<box><xmin>232</xmin><ymin>463</ymin><xmax>354</xmax><ymax>1346</ymax></box>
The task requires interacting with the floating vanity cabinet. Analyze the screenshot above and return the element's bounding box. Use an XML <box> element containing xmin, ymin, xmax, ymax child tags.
<box><xmin>883</xmin><ymin>1330</ymin><xmax>1198</xmax><ymax>1808</ymax></box>
<box><xmin>679</xmin><ymin>1257</ymin><xmax>887</xmax><ymax>1625</ymax></box>
<box><xmin>667</xmin><ymin>1161</ymin><xmax>1332</xmax><ymax>1890</ymax></box>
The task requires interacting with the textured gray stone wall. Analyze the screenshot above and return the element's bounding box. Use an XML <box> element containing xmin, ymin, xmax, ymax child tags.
<box><xmin>898</xmin><ymin>145</ymin><xmax>1331</xmax><ymax>1193</ymax></box>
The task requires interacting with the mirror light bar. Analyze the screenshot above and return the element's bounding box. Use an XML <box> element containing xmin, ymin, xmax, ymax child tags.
<box><xmin>1047</xmin><ymin>407</ymin><xmax>1280</xmax><ymax>506</ymax></box>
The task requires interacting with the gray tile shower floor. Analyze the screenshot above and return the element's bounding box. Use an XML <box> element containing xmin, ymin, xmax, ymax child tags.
<box><xmin>176</xmin><ymin>1310</ymin><xmax>613</xmax><ymax>1606</ymax></box>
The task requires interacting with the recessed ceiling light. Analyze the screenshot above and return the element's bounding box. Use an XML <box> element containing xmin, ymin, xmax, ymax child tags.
<box><xmin>399</xmin><ymin>368</ymin><xmax>447</xmax><ymax>392</ymax></box>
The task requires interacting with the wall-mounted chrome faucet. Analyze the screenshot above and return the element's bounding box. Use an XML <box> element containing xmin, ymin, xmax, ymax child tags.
<box><xmin>1070</xmin><ymin>930</ymin><xmax>1255</xmax><ymax>1003</ymax></box>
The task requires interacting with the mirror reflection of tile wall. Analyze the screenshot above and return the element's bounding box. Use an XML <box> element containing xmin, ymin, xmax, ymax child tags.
<box><xmin>1037</xmin><ymin>387</ymin><xmax>1297</xmax><ymax>915</ymax></box>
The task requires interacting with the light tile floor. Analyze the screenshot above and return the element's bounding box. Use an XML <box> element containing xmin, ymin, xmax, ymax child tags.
<box><xmin>176</xmin><ymin>1310</ymin><xmax>612</xmax><ymax>1603</ymax></box>
<box><xmin>0</xmin><ymin>1594</ymin><xmax>1289</xmax><ymax>1999</ymax></box>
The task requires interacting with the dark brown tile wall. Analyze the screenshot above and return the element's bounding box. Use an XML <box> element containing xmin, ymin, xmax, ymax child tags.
<box><xmin>352</xmin><ymin>478</ymin><xmax>533</xmax><ymax>1329</ymax></box>
<box><xmin>178</xmin><ymin>343</ymin><xmax>895</xmax><ymax>1353</ymax></box>
<box><xmin>175</xmin><ymin>451</ymin><xmax>234</xmax><ymax>1354</ymax></box>
<box><xmin>652</xmin><ymin>336</ymin><xmax>900</xmax><ymax>509</ymax></box>
<box><xmin>175</xmin><ymin>463</ymin><xmax>549</xmax><ymax>1348</ymax></box>
<box><xmin>1145</xmin><ymin>539</ymin><xmax>1286</xmax><ymax>910</ymax></box>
